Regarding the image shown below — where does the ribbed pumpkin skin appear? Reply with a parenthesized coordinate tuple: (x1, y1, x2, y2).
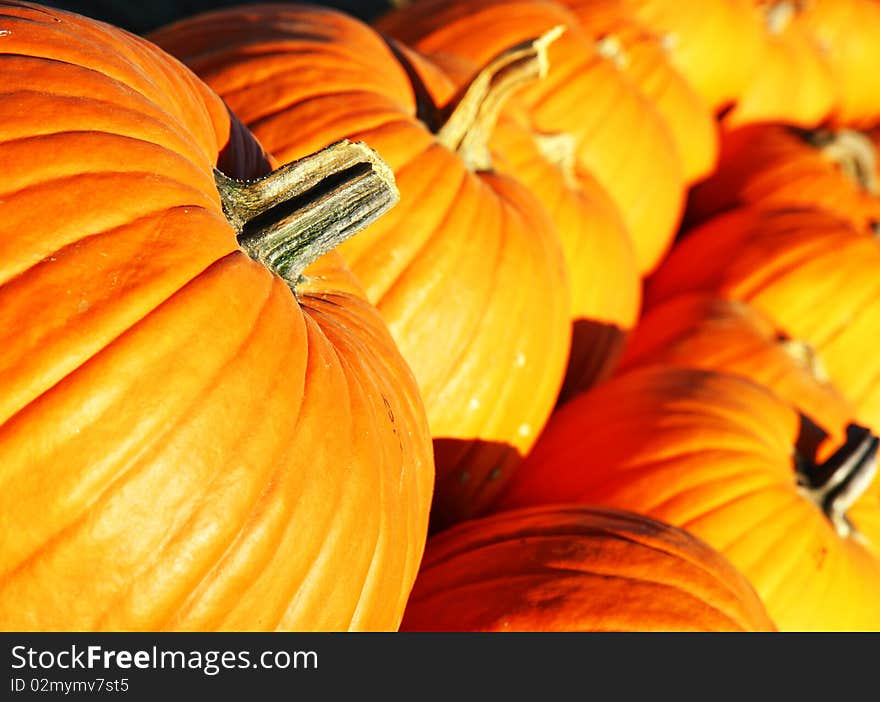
(0, 1, 434, 631)
(491, 116, 641, 400)
(376, 0, 685, 274)
(685, 125, 880, 232)
(557, 0, 719, 183)
(724, 2, 835, 128)
(617, 293, 853, 454)
(402, 504, 776, 632)
(791, 0, 880, 126)
(647, 208, 880, 432)
(150, 5, 571, 527)
(613, 0, 765, 112)
(496, 367, 880, 631)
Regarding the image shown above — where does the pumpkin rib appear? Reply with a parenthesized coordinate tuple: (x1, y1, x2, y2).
(371, 162, 474, 314)
(0, 257, 278, 588)
(127, 296, 308, 631)
(338, 140, 453, 276)
(0, 209, 237, 430)
(640, 464, 784, 526)
(0, 130, 214, 199)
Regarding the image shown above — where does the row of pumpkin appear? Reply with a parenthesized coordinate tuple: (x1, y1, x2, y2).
(1, 0, 878, 631)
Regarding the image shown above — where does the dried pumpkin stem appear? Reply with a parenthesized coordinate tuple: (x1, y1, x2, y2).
(798, 128, 880, 196)
(214, 140, 398, 286)
(533, 131, 580, 190)
(435, 26, 564, 171)
(765, 1, 797, 34)
(796, 424, 879, 538)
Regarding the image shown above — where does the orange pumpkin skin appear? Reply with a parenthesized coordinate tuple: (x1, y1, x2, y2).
(646, 208, 880, 432)
(556, 0, 719, 184)
(723, 1, 835, 128)
(790, 0, 880, 127)
(0, 2, 434, 631)
(151, 6, 571, 527)
(685, 125, 880, 233)
(496, 367, 880, 631)
(617, 293, 853, 456)
(375, 0, 686, 274)
(611, 0, 766, 112)
(490, 116, 641, 401)
(401, 504, 776, 632)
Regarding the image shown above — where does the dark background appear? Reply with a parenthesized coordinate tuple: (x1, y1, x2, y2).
(40, 1, 396, 34)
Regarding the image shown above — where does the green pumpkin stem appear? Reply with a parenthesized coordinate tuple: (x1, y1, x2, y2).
(214, 140, 399, 286)
(796, 424, 879, 538)
(435, 26, 564, 172)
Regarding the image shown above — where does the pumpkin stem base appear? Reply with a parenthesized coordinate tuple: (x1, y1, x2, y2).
(796, 424, 879, 538)
(214, 140, 399, 286)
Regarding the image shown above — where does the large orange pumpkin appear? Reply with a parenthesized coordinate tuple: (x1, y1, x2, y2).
(375, 0, 686, 274)
(647, 207, 880, 431)
(555, 0, 719, 183)
(151, 5, 571, 528)
(496, 366, 880, 631)
(685, 124, 880, 233)
(0, 1, 434, 631)
(402, 504, 776, 631)
(617, 293, 853, 458)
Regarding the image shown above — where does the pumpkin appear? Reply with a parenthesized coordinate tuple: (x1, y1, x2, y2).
(556, 0, 719, 183)
(617, 293, 853, 459)
(723, 1, 835, 128)
(685, 124, 880, 233)
(0, 1, 434, 631)
(647, 207, 880, 432)
(151, 5, 572, 529)
(789, 0, 880, 127)
(401, 504, 776, 631)
(496, 366, 880, 631)
(606, 0, 766, 113)
(375, 0, 686, 274)
(357, 46, 640, 402)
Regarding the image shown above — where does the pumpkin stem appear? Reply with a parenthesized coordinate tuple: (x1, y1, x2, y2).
(778, 338, 831, 384)
(435, 26, 564, 171)
(764, 1, 797, 34)
(214, 140, 398, 286)
(533, 131, 580, 190)
(798, 128, 880, 196)
(796, 424, 879, 538)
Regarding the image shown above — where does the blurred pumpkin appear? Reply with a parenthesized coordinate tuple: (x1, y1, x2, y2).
(617, 293, 853, 459)
(686, 124, 880, 233)
(556, 0, 719, 183)
(723, 0, 835, 128)
(496, 366, 880, 631)
(376, 0, 686, 274)
(402, 504, 776, 632)
(647, 207, 880, 431)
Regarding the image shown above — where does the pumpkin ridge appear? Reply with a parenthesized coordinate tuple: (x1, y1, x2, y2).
(355, 145, 466, 301)
(0, 90, 218, 178)
(0, 130, 214, 199)
(411, 563, 755, 632)
(98, 289, 303, 631)
(0, 254, 278, 590)
(629, 463, 784, 527)
(370, 158, 473, 320)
